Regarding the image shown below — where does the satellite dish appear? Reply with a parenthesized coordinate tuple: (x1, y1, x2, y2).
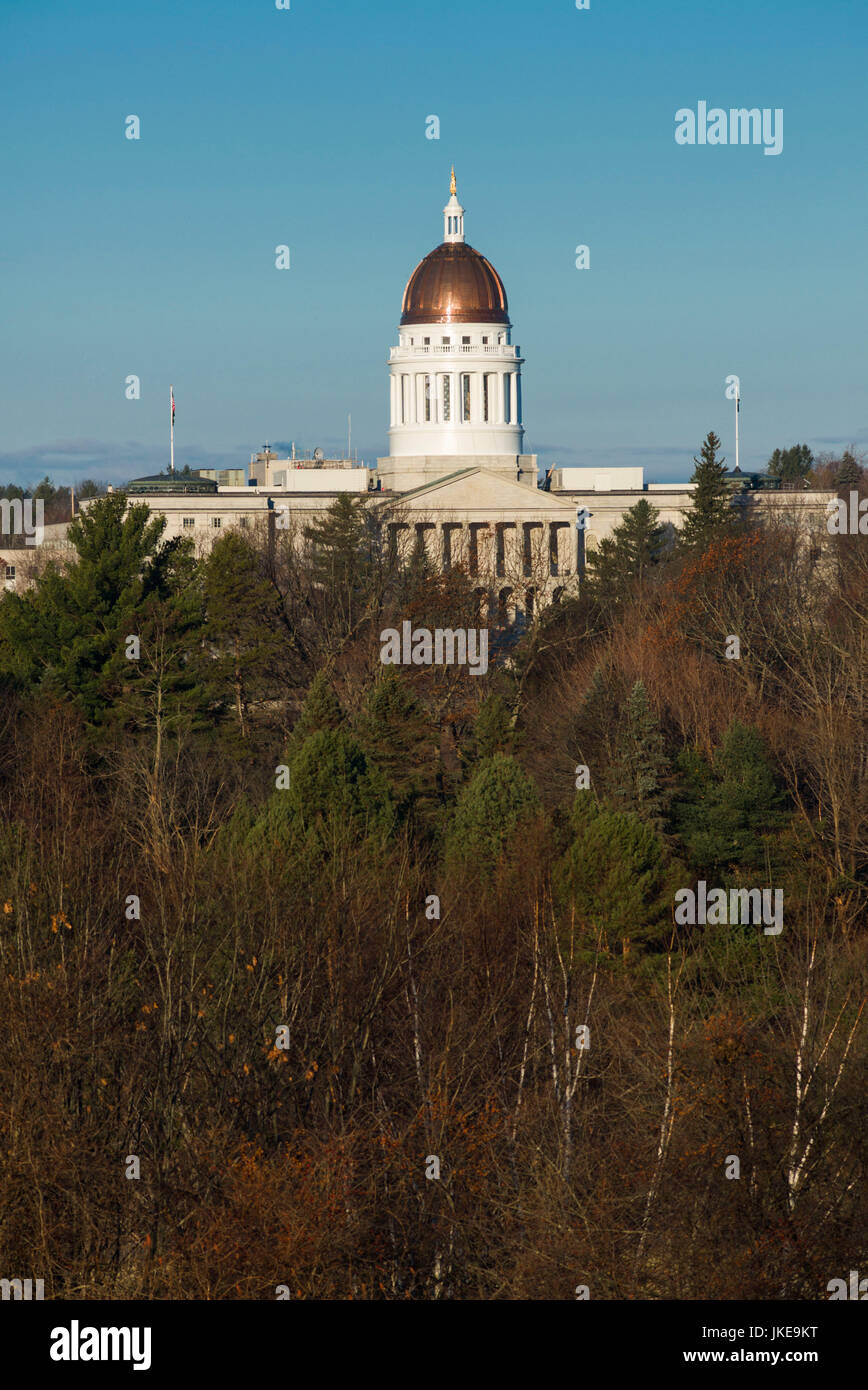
(313, 447, 324, 462)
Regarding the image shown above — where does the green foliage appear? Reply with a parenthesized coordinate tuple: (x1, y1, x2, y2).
(767, 444, 813, 482)
(554, 792, 680, 954)
(472, 693, 513, 761)
(585, 499, 667, 610)
(680, 431, 736, 550)
(99, 542, 210, 742)
(292, 671, 344, 746)
(833, 450, 864, 489)
(445, 753, 540, 872)
(567, 663, 620, 784)
(0, 493, 181, 719)
(608, 680, 672, 831)
(302, 494, 379, 606)
(32, 476, 57, 504)
(200, 531, 286, 735)
(279, 727, 396, 842)
(357, 669, 433, 810)
(672, 721, 789, 875)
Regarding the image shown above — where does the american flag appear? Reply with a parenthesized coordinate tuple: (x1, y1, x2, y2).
(171, 386, 175, 424)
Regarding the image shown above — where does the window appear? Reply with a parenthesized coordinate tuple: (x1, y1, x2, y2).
(483, 374, 490, 422)
(503, 374, 511, 423)
(461, 373, 471, 421)
(424, 374, 431, 422)
(238, 516, 249, 528)
(211, 516, 222, 529)
(442, 375, 451, 422)
(182, 516, 195, 529)
(4, 565, 15, 581)
(462, 335, 470, 345)
(482, 336, 488, 345)
(423, 336, 430, 345)
(442, 336, 450, 345)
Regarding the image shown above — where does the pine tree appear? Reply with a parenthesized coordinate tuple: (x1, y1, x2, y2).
(834, 450, 863, 490)
(0, 493, 181, 720)
(292, 671, 344, 745)
(302, 494, 378, 608)
(473, 693, 513, 761)
(287, 727, 395, 840)
(767, 444, 813, 483)
(568, 664, 617, 777)
(672, 721, 788, 875)
(554, 793, 679, 956)
(608, 680, 671, 831)
(445, 754, 540, 873)
(613, 498, 667, 579)
(680, 431, 736, 550)
(201, 531, 286, 738)
(100, 540, 210, 755)
(585, 499, 666, 609)
(357, 668, 434, 808)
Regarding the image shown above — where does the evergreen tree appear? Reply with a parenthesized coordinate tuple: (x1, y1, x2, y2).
(554, 792, 679, 956)
(0, 493, 182, 719)
(32, 476, 58, 505)
(834, 450, 863, 490)
(292, 671, 344, 745)
(266, 727, 395, 843)
(569, 664, 617, 778)
(767, 444, 813, 483)
(473, 693, 513, 761)
(445, 754, 540, 873)
(585, 499, 666, 609)
(201, 530, 286, 738)
(680, 431, 735, 550)
(672, 721, 789, 875)
(613, 498, 667, 579)
(302, 494, 379, 610)
(583, 535, 621, 603)
(357, 668, 434, 809)
(100, 540, 210, 751)
(608, 680, 671, 831)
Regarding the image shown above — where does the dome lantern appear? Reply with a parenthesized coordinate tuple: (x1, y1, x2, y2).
(443, 166, 465, 244)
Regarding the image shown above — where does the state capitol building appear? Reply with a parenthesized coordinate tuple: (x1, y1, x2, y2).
(21, 173, 829, 614)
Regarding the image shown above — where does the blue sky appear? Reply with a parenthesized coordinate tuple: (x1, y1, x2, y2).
(1, 0, 866, 486)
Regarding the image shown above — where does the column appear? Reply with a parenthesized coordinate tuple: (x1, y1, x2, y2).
(436, 523, 447, 572)
(548, 523, 561, 576)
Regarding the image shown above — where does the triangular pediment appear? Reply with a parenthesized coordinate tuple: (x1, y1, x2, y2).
(373, 468, 576, 516)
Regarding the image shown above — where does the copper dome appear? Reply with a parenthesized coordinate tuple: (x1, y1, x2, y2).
(400, 241, 509, 325)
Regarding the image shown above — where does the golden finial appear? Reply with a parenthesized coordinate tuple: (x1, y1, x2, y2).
(449, 165, 456, 196)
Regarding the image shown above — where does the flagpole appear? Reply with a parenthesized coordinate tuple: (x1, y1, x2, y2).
(735, 382, 740, 473)
(170, 384, 175, 474)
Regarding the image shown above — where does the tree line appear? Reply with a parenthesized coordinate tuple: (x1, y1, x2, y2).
(0, 434, 865, 1298)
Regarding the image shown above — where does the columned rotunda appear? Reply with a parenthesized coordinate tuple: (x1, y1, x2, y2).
(378, 170, 538, 492)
